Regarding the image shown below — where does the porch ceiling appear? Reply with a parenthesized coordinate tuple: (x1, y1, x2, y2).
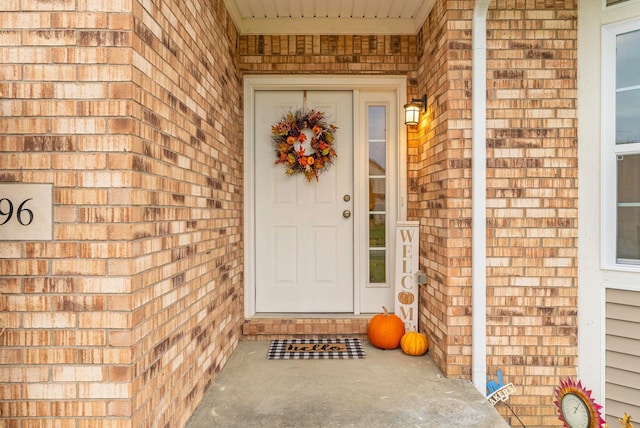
(223, 0, 435, 34)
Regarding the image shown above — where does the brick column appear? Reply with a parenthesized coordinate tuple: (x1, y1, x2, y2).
(413, 1, 578, 426)
(0, 1, 244, 426)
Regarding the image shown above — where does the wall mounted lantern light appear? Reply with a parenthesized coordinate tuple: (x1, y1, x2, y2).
(404, 94, 427, 125)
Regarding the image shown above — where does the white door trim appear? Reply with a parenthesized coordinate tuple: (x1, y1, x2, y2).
(243, 75, 408, 318)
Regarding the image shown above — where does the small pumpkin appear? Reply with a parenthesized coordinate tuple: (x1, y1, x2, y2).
(400, 331, 429, 356)
(397, 291, 415, 305)
(367, 306, 405, 350)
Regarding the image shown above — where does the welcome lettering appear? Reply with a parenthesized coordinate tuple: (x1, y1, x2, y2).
(395, 222, 419, 332)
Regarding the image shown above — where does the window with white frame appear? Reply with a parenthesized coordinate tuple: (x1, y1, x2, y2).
(603, 19, 640, 269)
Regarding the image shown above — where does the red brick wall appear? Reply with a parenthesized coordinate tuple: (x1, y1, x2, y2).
(413, 1, 578, 426)
(0, 0, 243, 426)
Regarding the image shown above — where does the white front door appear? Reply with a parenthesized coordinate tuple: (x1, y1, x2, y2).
(254, 91, 354, 312)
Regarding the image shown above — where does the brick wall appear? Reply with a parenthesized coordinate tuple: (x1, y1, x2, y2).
(238, 34, 417, 74)
(486, 2, 578, 426)
(413, 1, 578, 426)
(1, 0, 579, 426)
(412, 0, 469, 379)
(0, 0, 243, 426)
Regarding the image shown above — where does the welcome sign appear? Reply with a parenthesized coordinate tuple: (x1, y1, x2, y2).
(394, 221, 419, 332)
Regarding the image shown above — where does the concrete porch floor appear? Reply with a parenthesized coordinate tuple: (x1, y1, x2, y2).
(186, 340, 510, 427)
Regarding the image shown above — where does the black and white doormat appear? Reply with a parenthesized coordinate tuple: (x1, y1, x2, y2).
(267, 338, 365, 360)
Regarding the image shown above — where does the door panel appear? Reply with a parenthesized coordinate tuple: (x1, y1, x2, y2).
(255, 91, 354, 312)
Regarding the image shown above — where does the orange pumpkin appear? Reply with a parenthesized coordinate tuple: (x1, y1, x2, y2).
(400, 331, 429, 356)
(397, 291, 415, 305)
(367, 306, 405, 350)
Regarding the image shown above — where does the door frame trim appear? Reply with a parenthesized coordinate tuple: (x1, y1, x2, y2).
(243, 75, 408, 317)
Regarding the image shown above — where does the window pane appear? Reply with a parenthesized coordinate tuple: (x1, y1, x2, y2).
(369, 250, 386, 283)
(616, 89, 640, 144)
(369, 214, 385, 247)
(368, 106, 386, 140)
(616, 30, 640, 145)
(369, 177, 386, 211)
(618, 154, 640, 203)
(369, 106, 386, 170)
(369, 140, 386, 171)
(617, 206, 640, 262)
(617, 154, 640, 263)
(616, 30, 640, 89)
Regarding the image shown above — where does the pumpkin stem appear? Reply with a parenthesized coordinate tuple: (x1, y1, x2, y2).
(382, 306, 389, 316)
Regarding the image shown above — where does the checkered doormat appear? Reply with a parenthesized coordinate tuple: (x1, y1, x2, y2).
(267, 338, 365, 360)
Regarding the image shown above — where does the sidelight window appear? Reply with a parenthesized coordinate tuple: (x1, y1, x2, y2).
(368, 106, 388, 283)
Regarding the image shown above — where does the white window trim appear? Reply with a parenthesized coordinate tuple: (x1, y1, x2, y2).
(579, 0, 640, 410)
(604, 0, 640, 10)
(601, 17, 640, 273)
(358, 93, 401, 313)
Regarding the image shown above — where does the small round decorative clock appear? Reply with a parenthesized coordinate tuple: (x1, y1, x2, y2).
(554, 378, 605, 428)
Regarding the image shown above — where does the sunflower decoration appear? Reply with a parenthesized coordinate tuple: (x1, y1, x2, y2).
(271, 109, 338, 182)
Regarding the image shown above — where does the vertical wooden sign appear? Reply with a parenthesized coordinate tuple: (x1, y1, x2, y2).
(394, 221, 419, 332)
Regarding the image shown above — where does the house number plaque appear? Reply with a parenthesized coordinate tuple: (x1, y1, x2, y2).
(0, 184, 53, 241)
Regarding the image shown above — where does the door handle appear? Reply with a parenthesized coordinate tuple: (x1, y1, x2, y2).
(343, 210, 351, 218)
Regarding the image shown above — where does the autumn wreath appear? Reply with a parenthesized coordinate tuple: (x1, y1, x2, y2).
(271, 109, 338, 182)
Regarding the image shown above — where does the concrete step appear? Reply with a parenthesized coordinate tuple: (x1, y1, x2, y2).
(242, 317, 370, 340)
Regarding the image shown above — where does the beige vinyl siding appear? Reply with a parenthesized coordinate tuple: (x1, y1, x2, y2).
(606, 288, 640, 425)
